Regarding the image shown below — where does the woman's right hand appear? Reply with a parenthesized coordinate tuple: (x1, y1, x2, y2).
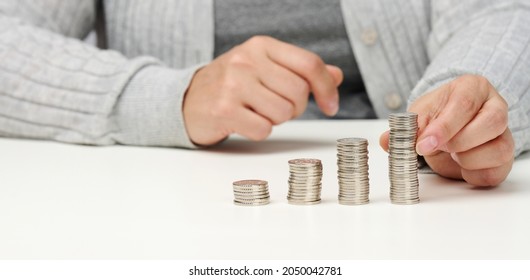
(182, 35, 343, 146)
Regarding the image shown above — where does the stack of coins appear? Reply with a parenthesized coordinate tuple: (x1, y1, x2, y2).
(337, 138, 370, 205)
(287, 158, 323, 205)
(388, 112, 420, 205)
(232, 180, 270, 206)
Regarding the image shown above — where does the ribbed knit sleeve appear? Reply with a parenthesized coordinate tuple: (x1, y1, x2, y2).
(0, 0, 199, 148)
(410, 0, 530, 156)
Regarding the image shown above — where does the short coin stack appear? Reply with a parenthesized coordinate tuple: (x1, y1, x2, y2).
(337, 138, 370, 205)
(388, 112, 420, 205)
(287, 158, 323, 205)
(232, 180, 270, 206)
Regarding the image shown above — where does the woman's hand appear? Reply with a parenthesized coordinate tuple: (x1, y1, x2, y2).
(380, 75, 514, 187)
(183, 36, 343, 146)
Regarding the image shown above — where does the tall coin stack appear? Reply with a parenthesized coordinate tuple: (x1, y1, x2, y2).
(232, 180, 270, 206)
(337, 138, 370, 205)
(287, 158, 323, 205)
(388, 112, 420, 205)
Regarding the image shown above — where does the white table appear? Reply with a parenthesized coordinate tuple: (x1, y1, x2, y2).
(1, 120, 529, 259)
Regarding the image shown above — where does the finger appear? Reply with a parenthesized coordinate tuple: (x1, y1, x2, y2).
(446, 96, 508, 152)
(326, 64, 344, 86)
(379, 130, 389, 152)
(230, 108, 273, 141)
(450, 129, 514, 170)
(257, 61, 310, 118)
(414, 76, 490, 156)
(461, 162, 513, 187)
(263, 37, 340, 116)
(242, 82, 296, 125)
(423, 151, 463, 180)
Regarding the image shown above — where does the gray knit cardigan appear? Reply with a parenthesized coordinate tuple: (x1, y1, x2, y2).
(0, 0, 529, 156)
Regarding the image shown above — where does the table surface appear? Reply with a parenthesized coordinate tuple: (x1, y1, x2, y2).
(1, 120, 529, 259)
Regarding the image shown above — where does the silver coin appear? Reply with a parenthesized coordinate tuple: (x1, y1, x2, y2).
(287, 199, 321, 205)
(388, 112, 420, 205)
(233, 179, 268, 186)
(337, 137, 370, 205)
(234, 200, 270, 206)
(338, 200, 369, 206)
(232, 179, 270, 206)
(287, 158, 323, 205)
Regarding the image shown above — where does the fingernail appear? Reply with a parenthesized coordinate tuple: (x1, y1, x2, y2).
(328, 95, 339, 115)
(450, 152, 459, 163)
(416, 136, 438, 155)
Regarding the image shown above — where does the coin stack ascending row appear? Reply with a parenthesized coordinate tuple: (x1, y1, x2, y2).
(232, 180, 270, 206)
(388, 112, 420, 205)
(287, 159, 323, 205)
(337, 138, 369, 205)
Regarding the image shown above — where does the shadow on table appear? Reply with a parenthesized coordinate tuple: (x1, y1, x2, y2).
(419, 173, 523, 203)
(209, 138, 334, 155)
